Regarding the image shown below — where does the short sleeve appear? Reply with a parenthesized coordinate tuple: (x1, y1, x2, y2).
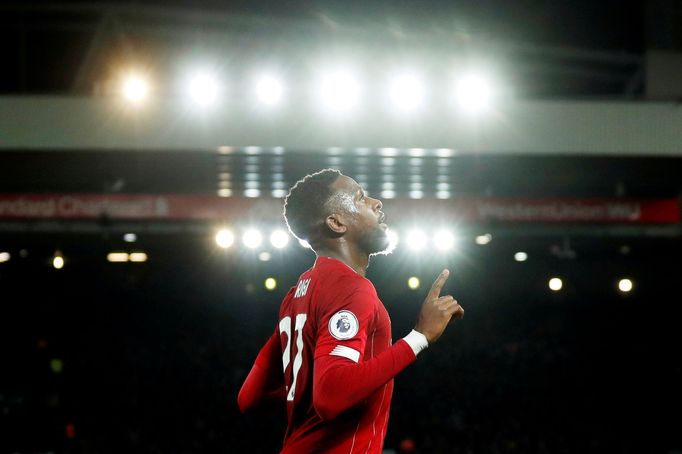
(314, 279, 378, 364)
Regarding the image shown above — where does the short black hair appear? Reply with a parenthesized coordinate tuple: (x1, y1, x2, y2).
(283, 169, 342, 246)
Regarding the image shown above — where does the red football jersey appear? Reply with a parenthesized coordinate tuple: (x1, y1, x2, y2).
(239, 256, 419, 453)
(277, 256, 414, 453)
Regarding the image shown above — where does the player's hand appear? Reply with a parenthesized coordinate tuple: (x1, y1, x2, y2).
(413, 269, 464, 344)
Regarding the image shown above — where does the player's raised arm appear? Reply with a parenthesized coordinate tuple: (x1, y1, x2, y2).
(413, 269, 465, 344)
(311, 269, 464, 420)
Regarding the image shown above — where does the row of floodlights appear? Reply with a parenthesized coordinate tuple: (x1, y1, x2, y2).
(258, 275, 635, 294)
(0, 251, 148, 269)
(0, 250, 636, 293)
(119, 68, 495, 114)
(214, 228, 495, 252)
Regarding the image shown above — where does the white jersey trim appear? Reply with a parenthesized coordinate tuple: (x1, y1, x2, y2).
(330, 345, 361, 363)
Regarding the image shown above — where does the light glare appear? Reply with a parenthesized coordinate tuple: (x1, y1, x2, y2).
(455, 73, 493, 114)
(434, 230, 456, 251)
(514, 252, 528, 262)
(123, 233, 137, 243)
(256, 76, 283, 105)
(243, 229, 263, 249)
(215, 229, 235, 249)
(317, 68, 361, 113)
(0, 252, 9, 263)
(406, 230, 427, 251)
(53, 255, 64, 270)
(270, 229, 290, 249)
(188, 72, 219, 107)
(265, 277, 277, 291)
(129, 252, 148, 262)
(122, 74, 149, 103)
(475, 234, 492, 245)
(618, 278, 634, 293)
(107, 252, 129, 263)
(549, 277, 563, 291)
(407, 276, 420, 290)
(389, 73, 425, 112)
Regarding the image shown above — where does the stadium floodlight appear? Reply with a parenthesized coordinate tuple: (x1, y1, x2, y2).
(434, 229, 457, 251)
(107, 252, 129, 263)
(243, 229, 263, 249)
(455, 73, 493, 114)
(215, 229, 235, 249)
(265, 277, 277, 291)
(129, 252, 148, 263)
(53, 253, 64, 270)
(316, 68, 361, 113)
(0, 252, 9, 263)
(187, 71, 220, 107)
(255, 75, 283, 106)
(514, 252, 528, 262)
(121, 73, 150, 104)
(475, 234, 492, 245)
(406, 229, 427, 251)
(270, 229, 290, 249)
(549, 277, 563, 291)
(618, 278, 633, 293)
(407, 276, 420, 290)
(388, 72, 425, 112)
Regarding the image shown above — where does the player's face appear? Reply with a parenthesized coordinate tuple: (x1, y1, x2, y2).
(332, 175, 390, 255)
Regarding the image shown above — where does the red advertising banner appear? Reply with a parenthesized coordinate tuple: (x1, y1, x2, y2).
(0, 194, 678, 224)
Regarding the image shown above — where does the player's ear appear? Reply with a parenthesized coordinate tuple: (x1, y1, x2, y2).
(325, 213, 347, 235)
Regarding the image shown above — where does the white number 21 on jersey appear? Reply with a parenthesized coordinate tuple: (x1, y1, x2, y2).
(279, 313, 307, 401)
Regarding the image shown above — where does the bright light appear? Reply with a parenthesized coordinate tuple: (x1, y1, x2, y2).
(618, 278, 634, 293)
(298, 239, 311, 249)
(121, 74, 149, 104)
(455, 73, 493, 114)
(514, 252, 528, 262)
(255, 75, 283, 105)
(270, 229, 290, 249)
(381, 228, 399, 254)
(475, 234, 492, 245)
(243, 229, 263, 249)
(317, 68, 361, 113)
(258, 252, 272, 262)
(215, 229, 235, 249)
(187, 72, 220, 107)
(123, 233, 137, 243)
(406, 230, 427, 251)
(434, 229, 456, 251)
(264, 277, 277, 291)
(0, 252, 9, 263)
(107, 252, 129, 263)
(53, 255, 64, 270)
(407, 276, 420, 290)
(389, 72, 425, 112)
(549, 277, 563, 291)
(129, 252, 148, 263)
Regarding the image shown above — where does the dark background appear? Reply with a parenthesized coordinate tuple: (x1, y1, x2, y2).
(2, 1, 682, 453)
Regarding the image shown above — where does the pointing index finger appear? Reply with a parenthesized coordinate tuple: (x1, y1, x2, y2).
(428, 268, 450, 300)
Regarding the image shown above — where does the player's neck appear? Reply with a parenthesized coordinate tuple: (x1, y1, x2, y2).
(315, 245, 369, 277)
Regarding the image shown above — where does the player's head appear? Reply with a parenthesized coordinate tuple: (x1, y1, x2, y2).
(284, 169, 390, 256)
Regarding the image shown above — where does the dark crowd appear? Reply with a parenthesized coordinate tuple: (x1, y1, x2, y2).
(1, 237, 680, 454)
